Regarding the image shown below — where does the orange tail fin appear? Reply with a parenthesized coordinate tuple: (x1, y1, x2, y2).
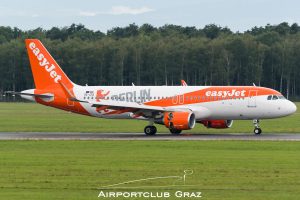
(25, 39, 73, 89)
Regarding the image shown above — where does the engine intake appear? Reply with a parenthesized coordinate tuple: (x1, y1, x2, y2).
(200, 120, 233, 129)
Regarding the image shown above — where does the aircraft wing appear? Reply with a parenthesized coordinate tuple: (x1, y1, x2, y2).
(86, 100, 189, 117)
(89, 100, 173, 112)
(57, 82, 185, 116)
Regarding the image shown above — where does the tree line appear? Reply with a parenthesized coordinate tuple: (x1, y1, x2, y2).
(0, 22, 299, 100)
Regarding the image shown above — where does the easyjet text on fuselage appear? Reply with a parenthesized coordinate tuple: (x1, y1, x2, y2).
(205, 90, 246, 98)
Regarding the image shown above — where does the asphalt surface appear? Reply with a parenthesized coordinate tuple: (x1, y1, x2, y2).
(0, 132, 299, 141)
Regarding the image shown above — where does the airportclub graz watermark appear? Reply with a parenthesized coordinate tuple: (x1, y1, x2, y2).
(98, 191, 202, 198)
(97, 169, 202, 199)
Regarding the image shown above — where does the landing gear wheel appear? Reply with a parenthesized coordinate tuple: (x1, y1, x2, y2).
(253, 119, 262, 135)
(254, 128, 262, 135)
(169, 128, 182, 135)
(144, 126, 157, 136)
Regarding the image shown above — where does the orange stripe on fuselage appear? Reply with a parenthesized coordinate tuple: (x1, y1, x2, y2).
(144, 86, 280, 107)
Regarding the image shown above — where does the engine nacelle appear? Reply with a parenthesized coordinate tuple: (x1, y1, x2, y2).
(200, 120, 233, 129)
(155, 112, 196, 130)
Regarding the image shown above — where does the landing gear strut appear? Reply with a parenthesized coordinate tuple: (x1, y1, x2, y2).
(144, 125, 157, 136)
(253, 119, 262, 135)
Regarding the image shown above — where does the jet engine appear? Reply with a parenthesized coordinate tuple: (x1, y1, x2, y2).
(200, 120, 233, 129)
(155, 112, 196, 130)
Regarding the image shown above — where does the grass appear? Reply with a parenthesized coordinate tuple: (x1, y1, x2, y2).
(0, 141, 299, 200)
(0, 103, 299, 199)
(0, 102, 299, 133)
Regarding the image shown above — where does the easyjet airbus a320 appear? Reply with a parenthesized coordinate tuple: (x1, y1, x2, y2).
(7, 39, 297, 135)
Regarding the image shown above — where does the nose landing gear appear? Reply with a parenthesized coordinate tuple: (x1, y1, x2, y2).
(253, 119, 262, 135)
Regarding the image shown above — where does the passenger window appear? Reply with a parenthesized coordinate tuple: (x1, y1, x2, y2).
(267, 95, 272, 100)
(272, 95, 278, 100)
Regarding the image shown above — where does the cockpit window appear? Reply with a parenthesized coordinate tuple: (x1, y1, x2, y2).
(267, 95, 285, 100)
(267, 95, 272, 100)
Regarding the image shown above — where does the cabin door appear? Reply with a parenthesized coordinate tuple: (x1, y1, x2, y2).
(248, 90, 257, 107)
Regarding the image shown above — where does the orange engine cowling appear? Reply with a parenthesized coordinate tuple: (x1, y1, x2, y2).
(161, 112, 196, 130)
(200, 120, 233, 129)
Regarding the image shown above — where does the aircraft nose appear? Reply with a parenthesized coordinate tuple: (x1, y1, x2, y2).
(287, 101, 297, 115)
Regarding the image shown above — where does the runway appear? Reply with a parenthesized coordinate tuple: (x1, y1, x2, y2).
(0, 132, 300, 141)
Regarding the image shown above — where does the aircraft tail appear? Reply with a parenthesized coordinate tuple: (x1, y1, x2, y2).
(25, 39, 73, 89)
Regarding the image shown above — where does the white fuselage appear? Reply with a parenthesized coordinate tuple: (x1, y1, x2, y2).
(70, 85, 297, 120)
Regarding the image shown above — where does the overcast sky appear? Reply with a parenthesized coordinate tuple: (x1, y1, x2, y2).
(0, 0, 299, 32)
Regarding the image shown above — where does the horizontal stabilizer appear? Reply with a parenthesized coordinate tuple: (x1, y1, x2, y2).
(5, 91, 53, 98)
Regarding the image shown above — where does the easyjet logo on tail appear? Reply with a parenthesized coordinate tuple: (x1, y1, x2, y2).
(29, 42, 62, 83)
(205, 90, 246, 98)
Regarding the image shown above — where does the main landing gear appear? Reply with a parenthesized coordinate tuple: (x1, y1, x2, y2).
(144, 120, 157, 136)
(144, 125, 157, 136)
(169, 128, 182, 135)
(169, 122, 182, 135)
(144, 125, 182, 135)
(253, 119, 262, 135)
